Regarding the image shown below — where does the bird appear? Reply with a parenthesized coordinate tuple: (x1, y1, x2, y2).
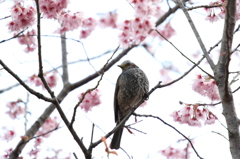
(110, 60, 149, 150)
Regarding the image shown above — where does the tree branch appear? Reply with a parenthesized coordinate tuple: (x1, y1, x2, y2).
(0, 59, 54, 102)
(133, 113, 203, 159)
(61, 33, 69, 84)
(176, 0, 215, 70)
(214, 0, 240, 158)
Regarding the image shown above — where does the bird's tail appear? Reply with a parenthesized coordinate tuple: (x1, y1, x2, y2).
(110, 127, 123, 150)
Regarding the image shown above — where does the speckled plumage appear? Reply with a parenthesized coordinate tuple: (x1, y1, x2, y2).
(110, 60, 149, 149)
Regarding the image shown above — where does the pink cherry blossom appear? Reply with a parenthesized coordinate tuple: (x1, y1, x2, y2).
(171, 105, 218, 127)
(2, 129, 16, 142)
(8, 3, 36, 32)
(17, 29, 37, 53)
(118, 18, 154, 48)
(37, 117, 58, 138)
(34, 137, 43, 148)
(204, 112, 218, 125)
(29, 72, 58, 89)
(39, 0, 69, 19)
(5, 101, 25, 119)
(2, 148, 13, 159)
(28, 149, 40, 157)
(45, 72, 58, 88)
(99, 12, 118, 28)
(55, 11, 84, 34)
(160, 146, 185, 159)
(159, 22, 176, 40)
(205, 14, 219, 23)
(78, 89, 101, 112)
(118, 0, 159, 48)
(79, 17, 97, 39)
(192, 74, 220, 101)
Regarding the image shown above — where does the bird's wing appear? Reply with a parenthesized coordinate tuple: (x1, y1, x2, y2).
(114, 75, 121, 123)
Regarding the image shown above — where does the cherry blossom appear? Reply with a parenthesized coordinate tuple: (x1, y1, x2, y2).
(171, 106, 218, 127)
(78, 89, 101, 112)
(8, 3, 36, 32)
(5, 100, 25, 119)
(28, 149, 40, 157)
(192, 74, 220, 101)
(204, 1, 226, 22)
(160, 146, 185, 159)
(118, 0, 159, 48)
(55, 11, 84, 34)
(39, 0, 69, 19)
(29, 72, 58, 89)
(118, 18, 154, 48)
(204, 112, 218, 125)
(99, 12, 118, 28)
(2, 148, 13, 159)
(34, 137, 43, 148)
(79, 17, 97, 39)
(2, 129, 16, 142)
(17, 29, 37, 53)
(36, 117, 58, 138)
(205, 14, 219, 23)
(158, 22, 176, 40)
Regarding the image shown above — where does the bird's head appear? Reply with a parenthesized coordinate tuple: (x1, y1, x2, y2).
(118, 60, 138, 71)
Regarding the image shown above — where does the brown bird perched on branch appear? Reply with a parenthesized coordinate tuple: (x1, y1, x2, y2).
(110, 60, 149, 149)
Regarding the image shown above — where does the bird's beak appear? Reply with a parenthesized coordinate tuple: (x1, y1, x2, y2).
(117, 65, 122, 68)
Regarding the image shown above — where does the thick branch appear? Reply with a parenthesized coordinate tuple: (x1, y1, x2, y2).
(214, 0, 240, 158)
(61, 33, 69, 84)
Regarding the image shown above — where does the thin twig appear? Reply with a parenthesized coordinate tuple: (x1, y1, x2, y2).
(0, 15, 10, 20)
(90, 123, 95, 145)
(212, 131, 229, 141)
(134, 113, 203, 159)
(155, 29, 213, 78)
(177, 0, 215, 70)
(0, 29, 25, 44)
(24, 93, 30, 133)
(187, 4, 223, 11)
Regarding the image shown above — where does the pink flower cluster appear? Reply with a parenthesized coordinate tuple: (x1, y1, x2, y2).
(192, 74, 220, 101)
(39, 0, 69, 19)
(204, 1, 226, 23)
(55, 11, 84, 34)
(152, 22, 176, 40)
(160, 146, 186, 159)
(119, 18, 154, 48)
(99, 12, 118, 28)
(118, 0, 162, 48)
(17, 29, 37, 53)
(1, 129, 16, 142)
(55, 11, 97, 39)
(171, 106, 218, 127)
(6, 100, 25, 119)
(8, 3, 36, 32)
(2, 148, 13, 159)
(29, 72, 58, 89)
(34, 137, 43, 147)
(78, 89, 101, 113)
(80, 17, 97, 39)
(37, 117, 58, 138)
